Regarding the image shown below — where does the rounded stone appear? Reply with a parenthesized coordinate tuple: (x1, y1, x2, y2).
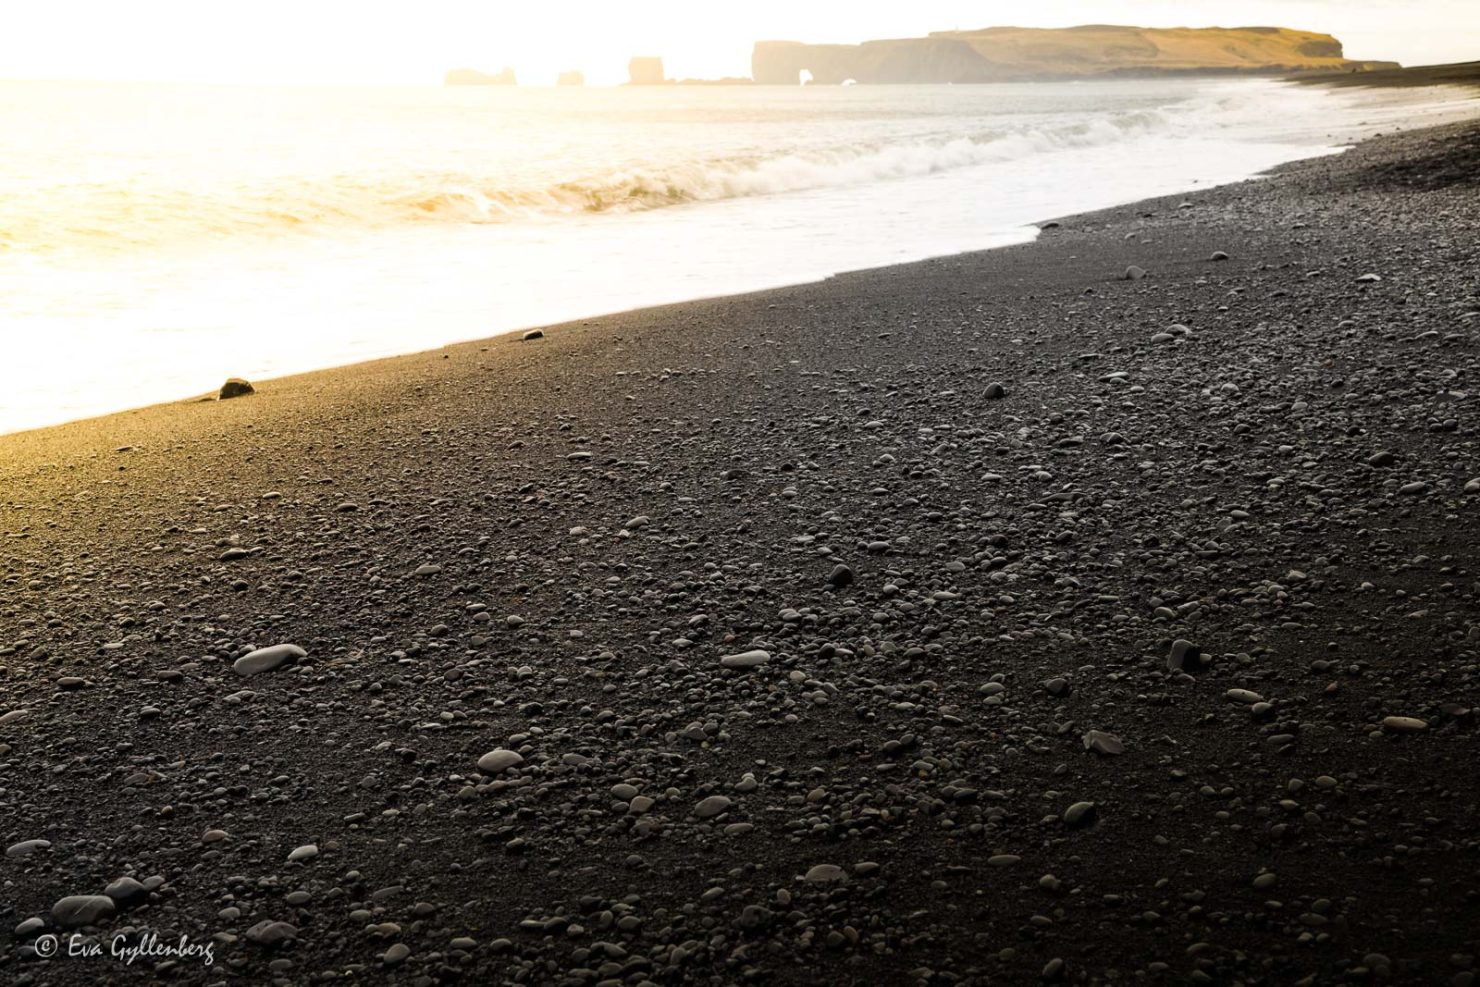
(720, 649, 770, 669)
(1062, 802, 1097, 829)
(232, 644, 306, 677)
(51, 895, 116, 929)
(6, 839, 51, 859)
(803, 864, 846, 883)
(477, 749, 525, 774)
(693, 795, 732, 819)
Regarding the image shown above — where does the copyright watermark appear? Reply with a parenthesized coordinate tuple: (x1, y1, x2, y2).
(31, 932, 215, 967)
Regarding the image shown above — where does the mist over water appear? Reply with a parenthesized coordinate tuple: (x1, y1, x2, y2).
(1, 78, 1476, 434)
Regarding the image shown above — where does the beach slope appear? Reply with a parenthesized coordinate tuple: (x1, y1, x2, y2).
(1, 120, 1479, 984)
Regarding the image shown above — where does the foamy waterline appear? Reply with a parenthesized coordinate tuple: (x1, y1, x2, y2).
(1, 79, 1477, 436)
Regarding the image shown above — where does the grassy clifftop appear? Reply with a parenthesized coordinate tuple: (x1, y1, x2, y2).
(753, 25, 1397, 84)
(934, 25, 1394, 75)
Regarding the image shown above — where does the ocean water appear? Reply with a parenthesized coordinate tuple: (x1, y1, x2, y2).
(1, 78, 1476, 435)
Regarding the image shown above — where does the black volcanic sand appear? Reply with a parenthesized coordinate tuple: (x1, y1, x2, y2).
(1298, 60, 1480, 90)
(2, 120, 1480, 987)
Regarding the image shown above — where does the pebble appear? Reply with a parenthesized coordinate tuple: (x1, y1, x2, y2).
(522, 329, 544, 341)
(245, 920, 298, 946)
(232, 643, 306, 677)
(1082, 730, 1124, 756)
(1167, 639, 1203, 673)
(1124, 266, 1146, 280)
(477, 749, 526, 774)
(51, 895, 116, 929)
(219, 377, 255, 399)
(1382, 716, 1428, 733)
(1062, 802, 1097, 828)
(104, 876, 149, 905)
(720, 649, 770, 669)
(287, 844, 319, 862)
(5, 839, 51, 859)
(803, 864, 846, 883)
(693, 795, 732, 819)
(827, 564, 855, 587)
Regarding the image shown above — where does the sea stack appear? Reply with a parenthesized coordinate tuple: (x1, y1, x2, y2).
(444, 67, 517, 86)
(628, 57, 666, 85)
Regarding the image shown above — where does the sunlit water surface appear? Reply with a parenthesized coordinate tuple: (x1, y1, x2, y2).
(1, 79, 1477, 433)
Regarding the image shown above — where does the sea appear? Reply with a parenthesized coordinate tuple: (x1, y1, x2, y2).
(1, 77, 1477, 434)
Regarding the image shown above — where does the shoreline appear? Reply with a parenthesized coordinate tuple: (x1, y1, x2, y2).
(6, 76, 1477, 440)
(1294, 59, 1480, 90)
(2, 115, 1479, 984)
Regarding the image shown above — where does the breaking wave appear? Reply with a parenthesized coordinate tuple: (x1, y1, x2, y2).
(402, 108, 1178, 221)
(10, 81, 1469, 256)
(2, 100, 1204, 254)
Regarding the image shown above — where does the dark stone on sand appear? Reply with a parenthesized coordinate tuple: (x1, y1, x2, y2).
(219, 378, 255, 399)
(245, 920, 298, 946)
(105, 876, 149, 905)
(1167, 639, 1204, 673)
(523, 329, 544, 340)
(985, 382, 1007, 399)
(720, 649, 770, 669)
(51, 895, 116, 928)
(1063, 802, 1098, 828)
(827, 563, 855, 587)
(1123, 266, 1146, 281)
(478, 749, 526, 773)
(1082, 730, 1124, 756)
(232, 643, 306, 677)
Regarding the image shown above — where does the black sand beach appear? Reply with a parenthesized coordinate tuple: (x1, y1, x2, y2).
(1296, 60, 1480, 90)
(2, 117, 1479, 986)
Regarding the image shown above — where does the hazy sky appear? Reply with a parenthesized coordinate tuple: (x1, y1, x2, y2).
(4, 1, 1477, 84)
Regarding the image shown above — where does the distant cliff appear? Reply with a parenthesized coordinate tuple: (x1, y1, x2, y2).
(445, 67, 517, 86)
(752, 26, 1398, 85)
